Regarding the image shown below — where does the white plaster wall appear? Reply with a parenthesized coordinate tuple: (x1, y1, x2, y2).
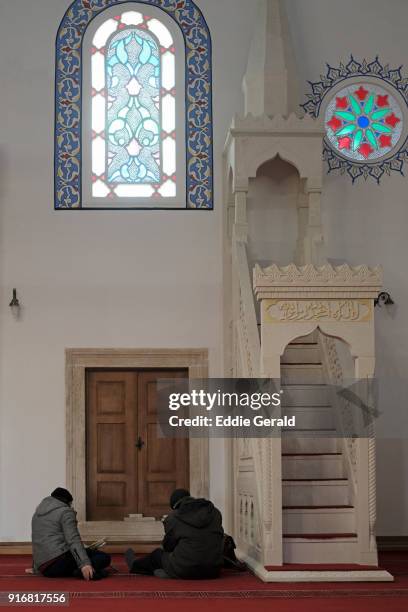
(0, 0, 256, 540)
(1, 0, 408, 540)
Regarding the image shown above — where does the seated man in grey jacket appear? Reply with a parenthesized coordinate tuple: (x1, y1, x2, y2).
(32, 488, 111, 580)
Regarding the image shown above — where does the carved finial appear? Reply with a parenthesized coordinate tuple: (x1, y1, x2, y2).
(243, 0, 300, 118)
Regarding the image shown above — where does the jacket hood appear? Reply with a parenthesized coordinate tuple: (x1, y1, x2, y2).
(35, 496, 69, 517)
(175, 497, 217, 529)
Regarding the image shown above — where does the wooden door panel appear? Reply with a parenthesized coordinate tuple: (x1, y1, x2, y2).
(87, 368, 189, 521)
(86, 371, 137, 521)
(97, 423, 126, 473)
(137, 371, 189, 518)
(97, 481, 126, 507)
(146, 423, 176, 473)
(147, 481, 176, 507)
(96, 381, 126, 415)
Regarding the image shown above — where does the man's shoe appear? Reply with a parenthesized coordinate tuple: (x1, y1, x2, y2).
(223, 557, 247, 571)
(125, 548, 137, 572)
(223, 535, 246, 571)
(153, 569, 171, 579)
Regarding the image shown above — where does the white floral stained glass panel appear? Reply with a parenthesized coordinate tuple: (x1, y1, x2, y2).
(91, 11, 176, 200)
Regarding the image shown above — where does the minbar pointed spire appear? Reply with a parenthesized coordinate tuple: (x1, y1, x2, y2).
(243, 0, 300, 117)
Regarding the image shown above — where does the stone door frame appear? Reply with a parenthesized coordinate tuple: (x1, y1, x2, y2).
(66, 348, 209, 541)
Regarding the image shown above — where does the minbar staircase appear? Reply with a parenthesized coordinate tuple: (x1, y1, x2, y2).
(281, 331, 357, 563)
(225, 0, 391, 580)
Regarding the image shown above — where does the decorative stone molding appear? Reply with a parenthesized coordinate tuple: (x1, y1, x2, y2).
(225, 123, 324, 190)
(254, 263, 383, 300)
(235, 242, 261, 377)
(229, 112, 324, 137)
(319, 332, 379, 564)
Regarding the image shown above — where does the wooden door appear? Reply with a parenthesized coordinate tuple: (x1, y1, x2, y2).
(86, 369, 189, 521)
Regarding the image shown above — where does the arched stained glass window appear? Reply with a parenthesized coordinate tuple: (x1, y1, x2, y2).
(92, 12, 176, 199)
(55, 0, 213, 210)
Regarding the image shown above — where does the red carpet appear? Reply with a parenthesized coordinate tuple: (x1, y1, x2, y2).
(0, 552, 407, 610)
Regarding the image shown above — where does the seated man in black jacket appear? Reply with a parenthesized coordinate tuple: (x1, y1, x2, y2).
(125, 489, 224, 579)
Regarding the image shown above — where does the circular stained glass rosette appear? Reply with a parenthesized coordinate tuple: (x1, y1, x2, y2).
(324, 83, 403, 163)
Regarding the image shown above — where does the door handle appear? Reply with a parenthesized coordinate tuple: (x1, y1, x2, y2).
(135, 436, 145, 451)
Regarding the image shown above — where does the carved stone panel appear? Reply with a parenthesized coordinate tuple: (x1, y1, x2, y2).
(265, 299, 373, 323)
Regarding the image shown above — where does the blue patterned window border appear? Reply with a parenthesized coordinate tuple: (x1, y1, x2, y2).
(55, 0, 213, 209)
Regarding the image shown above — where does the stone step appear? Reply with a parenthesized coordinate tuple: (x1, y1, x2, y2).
(282, 454, 344, 479)
(282, 344, 322, 365)
(282, 437, 340, 454)
(281, 385, 329, 407)
(79, 520, 164, 541)
(124, 515, 156, 522)
(281, 364, 324, 384)
(283, 507, 356, 534)
(283, 536, 358, 564)
(282, 406, 335, 431)
(282, 479, 349, 507)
